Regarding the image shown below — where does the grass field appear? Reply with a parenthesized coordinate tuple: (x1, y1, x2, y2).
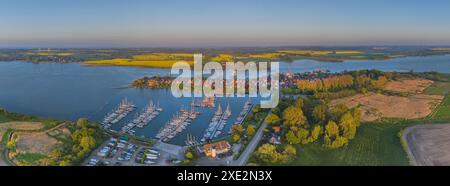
(15, 153, 47, 165)
(290, 120, 412, 166)
(424, 81, 450, 95)
(432, 95, 450, 119)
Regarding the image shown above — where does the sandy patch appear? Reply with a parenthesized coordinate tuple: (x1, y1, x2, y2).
(331, 93, 443, 122)
(15, 132, 60, 154)
(385, 79, 434, 94)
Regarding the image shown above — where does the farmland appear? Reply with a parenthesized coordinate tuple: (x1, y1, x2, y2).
(4, 46, 450, 66)
(84, 53, 195, 68)
(291, 120, 413, 166)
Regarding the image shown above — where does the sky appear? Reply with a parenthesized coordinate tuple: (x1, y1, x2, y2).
(1, 0, 450, 48)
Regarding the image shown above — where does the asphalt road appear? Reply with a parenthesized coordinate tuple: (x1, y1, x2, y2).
(233, 110, 272, 166)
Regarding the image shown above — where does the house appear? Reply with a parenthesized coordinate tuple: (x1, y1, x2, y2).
(269, 133, 281, 145)
(272, 126, 281, 134)
(203, 141, 231, 158)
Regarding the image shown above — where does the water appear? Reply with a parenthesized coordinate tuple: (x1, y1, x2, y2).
(281, 55, 450, 73)
(0, 62, 260, 145)
(0, 55, 449, 145)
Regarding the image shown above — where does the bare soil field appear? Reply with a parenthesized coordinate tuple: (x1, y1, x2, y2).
(0, 122, 43, 139)
(384, 79, 434, 94)
(331, 93, 443, 121)
(404, 124, 450, 166)
(15, 132, 61, 154)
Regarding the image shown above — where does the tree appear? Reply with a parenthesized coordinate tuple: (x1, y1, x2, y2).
(310, 125, 322, 141)
(185, 151, 194, 160)
(272, 107, 281, 116)
(312, 104, 327, 123)
(295, 98, 304, 109)
(325, 121, 339, 138)
(297, 128, 310, 144)
(80, 136, 96, 150)
(329, 136, 348, 149)
(265, 114, 281, 125)
(76, 118, 89, 128)
(285, 130, 300, 144)
(331, 104, 348, 121)
(232, 133, 241, 142)
(231, 124, 244, 134)
(59, 160, 72, 166)
(339, 112, 357, 140)
(6, 140, 16, 150)
(282, 106, 307, 127)
(255, 144, 289, 164)
(247, 125, 256, 136)
(283, 145, 297, 156)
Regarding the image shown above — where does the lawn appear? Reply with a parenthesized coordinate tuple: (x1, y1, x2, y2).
(15, 153, 47, 165)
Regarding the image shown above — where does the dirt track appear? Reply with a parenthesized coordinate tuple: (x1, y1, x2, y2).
(403, 124, 450, 166)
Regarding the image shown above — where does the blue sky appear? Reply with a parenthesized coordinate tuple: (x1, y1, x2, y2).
(1, 0, 450, 47)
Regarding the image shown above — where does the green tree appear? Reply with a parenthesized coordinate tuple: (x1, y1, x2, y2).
(283, 145, 297, 156)
(312, 104, 327, 123)
(325, 121, 339, 138)
(285, 130, 300, 144)
(255, 144, 289, 164)
(59, 160, 72, 166)
(265, 114, 281, 125)
(282, 106, 307, 127)
(6, 140, 16, 150)
(310, 125, 322, 141)
(232, 133, 241, 142)
(231, 124, 244, 134)
(247, 125, 256, 137)
(295, 98, 304, 109)
(297, 128, 310, 144)
(76, 118, 89, 128)
(339, 112, 357, 140)
(331, 104, 349, 121)
(185, 151, 194, 160)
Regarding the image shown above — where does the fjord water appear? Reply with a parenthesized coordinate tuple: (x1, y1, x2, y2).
(0, 55, 449, 145)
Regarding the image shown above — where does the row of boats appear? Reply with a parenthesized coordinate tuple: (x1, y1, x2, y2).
(120, 101, 163, 135)
(155, 107, 200, 142)
(101, 98, 136, 129)
(227, 100, 253, 134)
(100, 97, 253, 145)
(235, 100, 252, 125)
(201, 104, 232, 142)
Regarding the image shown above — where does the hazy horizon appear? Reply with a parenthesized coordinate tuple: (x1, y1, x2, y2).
(2, 0, 450, 48)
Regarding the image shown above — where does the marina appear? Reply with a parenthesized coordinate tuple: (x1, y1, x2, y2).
(120, 101, 163, 135)
(156, 106, 201, 142)
(101, 98, 136, 129)
(229, 100, 253, 134)
(201, 103, 232, 142)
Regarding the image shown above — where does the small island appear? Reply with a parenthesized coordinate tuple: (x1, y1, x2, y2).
(131, 76, 174, 89)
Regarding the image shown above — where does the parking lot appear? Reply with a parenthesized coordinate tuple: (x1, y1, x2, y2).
(83, 136, 183, 166)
